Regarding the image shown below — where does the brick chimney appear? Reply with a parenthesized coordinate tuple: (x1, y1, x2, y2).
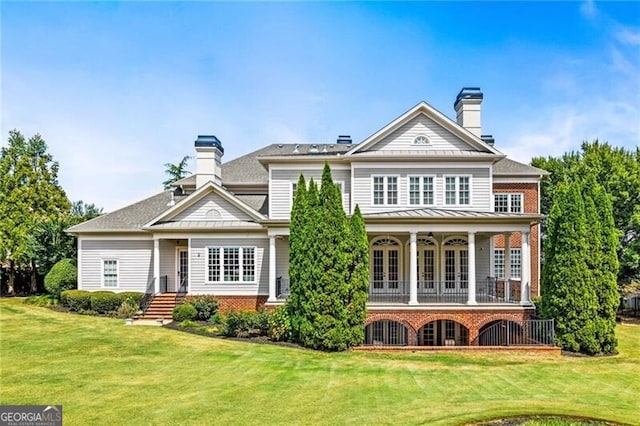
(454, 87, 483, 137)
(194, 135, 224, 188)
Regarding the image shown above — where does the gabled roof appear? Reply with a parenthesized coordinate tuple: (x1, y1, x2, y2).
(143, 181, 266, 228)
(66, 191, 186, 233)
(346, 101, 503, 156)
(493, 158, 550, 176)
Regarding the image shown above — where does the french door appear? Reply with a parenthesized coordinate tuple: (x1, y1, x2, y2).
(372, 239, 400, 293)
(417, 247, 436, 293)
(176, 248, 188, 292)
(443, 238, 468, 293)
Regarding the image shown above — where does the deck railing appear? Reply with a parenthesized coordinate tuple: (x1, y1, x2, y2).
(473, 319, 555, 346)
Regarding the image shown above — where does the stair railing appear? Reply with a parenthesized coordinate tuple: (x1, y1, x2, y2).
(140, 277, 156, 313)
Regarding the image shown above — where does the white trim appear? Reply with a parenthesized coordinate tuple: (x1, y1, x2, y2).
(350, 162, 355, 215)
(443, 175, 472, 207)
(203, 245, 258, 284)
(77, 237, 83, 290)
(493, 193, 524, 213)
(175, 246, 188, 292)
(153, 238, 160, 293)
(101, 258, 119, 288)
(407, 175, 436, 207)
(187, 238, 192, 293)
(371, 175, 401, 206)
(75, 235, 153, 240)
(268, 166, 273, 221)
(269, 163, 351, 170)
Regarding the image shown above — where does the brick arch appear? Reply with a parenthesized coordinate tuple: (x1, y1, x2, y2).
(365, 314, 417, 335)
(475, 313, 526, 330)
(414, 314, 473, 332)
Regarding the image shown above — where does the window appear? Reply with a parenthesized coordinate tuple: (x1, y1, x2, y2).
(206, 247, 256, 283)
(103, 260, 118, 287)
(413, 135, 430, 145)
(372, 176, 398, 205)
(494, 248, 522, 279)
(408, 176, 434, 205)
(445, 176, 471, 205)
(494, 193, 523, 213)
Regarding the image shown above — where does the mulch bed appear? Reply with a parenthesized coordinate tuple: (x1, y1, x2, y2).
(471, 415, 628, 425)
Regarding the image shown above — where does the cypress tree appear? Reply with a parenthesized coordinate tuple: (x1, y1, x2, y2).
(592, 183, 620, 353)
(287, 175, 308, 342)
(345, 205, 369, 346)
(540, 182, 600, 354)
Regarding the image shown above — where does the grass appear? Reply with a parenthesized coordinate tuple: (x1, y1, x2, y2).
(1, 298, 638, 426)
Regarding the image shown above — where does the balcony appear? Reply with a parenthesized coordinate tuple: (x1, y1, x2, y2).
(277, 277, 524, 305)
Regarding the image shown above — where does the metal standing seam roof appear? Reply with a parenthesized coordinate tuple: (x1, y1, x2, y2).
(147, 220, 263, 230)
(363, 207, 542, 219)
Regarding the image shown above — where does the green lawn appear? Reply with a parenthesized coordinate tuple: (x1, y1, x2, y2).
(1, 299, 638, 426)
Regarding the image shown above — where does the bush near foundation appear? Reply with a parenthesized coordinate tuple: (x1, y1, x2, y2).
(60, 289, 92, 311)
(90, 291, 121, 314)
(223, 310, 268, 337)
(117, 292, 144, 308)
(172, 303, 197, 322)
(187, 295, 220, 321)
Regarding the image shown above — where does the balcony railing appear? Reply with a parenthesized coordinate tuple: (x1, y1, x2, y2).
(275, 277, 522, 305)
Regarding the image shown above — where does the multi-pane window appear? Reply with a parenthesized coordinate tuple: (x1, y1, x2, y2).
(103, 260, 118, 287)
(494, 248, 522, 279)
(372, 176, 398, 205)
(408, 176, 434, 205)
(445, 176, 470, 205)
(494, 193, 523, 213)
(207, 247, 256, 283)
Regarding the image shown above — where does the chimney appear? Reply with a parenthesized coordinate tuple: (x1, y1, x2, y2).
(454, 87, 483, 137)
(337, 135, 352, 144)
(194, 135, 224, 188)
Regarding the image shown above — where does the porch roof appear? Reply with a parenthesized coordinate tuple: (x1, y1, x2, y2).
(146, 220, 264, 230)
(363, 207, 542, 222)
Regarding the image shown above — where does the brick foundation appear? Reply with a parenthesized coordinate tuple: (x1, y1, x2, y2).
(193, 295, 269, 313)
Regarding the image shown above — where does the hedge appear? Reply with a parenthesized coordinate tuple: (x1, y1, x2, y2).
(61, 290, 91, 311)
(44, 259, 77, 298)
(90, 291, 121, 314)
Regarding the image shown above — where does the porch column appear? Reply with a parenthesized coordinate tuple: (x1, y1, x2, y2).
(521, 231, 531, 305)
(504, 233, 511, 300)
(409, 232, 418, 305)
(153, 237, 160, 294)
(467, 232, 477, 305)
(268, 235, 277, 302)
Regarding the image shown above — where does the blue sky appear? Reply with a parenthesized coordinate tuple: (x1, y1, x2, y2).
(2, 1, 639, 211)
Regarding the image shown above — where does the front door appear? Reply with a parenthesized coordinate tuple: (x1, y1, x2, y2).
(371, 239, 400, 294)
(176, 248, 188, 292)
(443, 238, 468, 293)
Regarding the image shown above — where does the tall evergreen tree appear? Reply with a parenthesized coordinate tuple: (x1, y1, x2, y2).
(345, 205, 369, 346)
(0, 130, 70, 294)
(540, 182, 600, 354)
(287, 175, 308, 342)
(163, 155, 191, 189)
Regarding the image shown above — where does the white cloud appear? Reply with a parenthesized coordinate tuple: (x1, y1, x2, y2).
(580, 0, 599, 21)
(614, 27, 640, 46)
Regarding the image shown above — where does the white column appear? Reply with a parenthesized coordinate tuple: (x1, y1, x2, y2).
(409, 232, 418, 305)
(504, 233, 511, 301)
(268, 235, 277, 302)
(521, 231, 531, 305)
(467, 232, 477, 305)
(153, 238, 160, 294)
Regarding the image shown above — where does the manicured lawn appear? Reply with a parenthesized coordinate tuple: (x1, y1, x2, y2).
(1, 299, 638, 425)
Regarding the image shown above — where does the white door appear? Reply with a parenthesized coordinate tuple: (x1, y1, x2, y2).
(176, 248, 189, 292)
(371, 239, 400, 294)
(417, 247, 437, 294)
(443, 238, 468, 294)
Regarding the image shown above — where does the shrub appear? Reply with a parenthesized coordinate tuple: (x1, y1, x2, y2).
(44, 258, 77, 298)
(223, 309, 268, 338)
(188, 295, 220, 321)
(61, 290, 91, 311)
(90, 291, 121, 314)
(24, 295, 57, 307)
(117, 298, 140, 318)
(268, 306, 291, 341)
(117, 292, 145, 308)
(179, 320, 199, 328)
(208, 311, 225, 325)
(172, 303, 197, 322)
(79, 309, 98, 316)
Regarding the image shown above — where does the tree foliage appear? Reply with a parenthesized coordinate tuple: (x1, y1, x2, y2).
(532, 141, 640, 288)
(44, 258, 77, 298)
(0, 130, 71, 294)
(163, 155, 191, 189)
(287, 164, 369, 351)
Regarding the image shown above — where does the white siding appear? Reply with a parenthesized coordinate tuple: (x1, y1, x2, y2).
(270, 167, 351, 219)
(159, 239, 177, 292)
(189, 237, 268, 295)
(172, 193, 253, 221)
(353, 165, 491, 213)
(275, 237, 290, 279)
(475, 235, 491, 280)
(365, 115, 475, 152)
(79, 240, 153, 292)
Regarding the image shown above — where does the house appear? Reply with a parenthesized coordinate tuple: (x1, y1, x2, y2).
(67, 87, 549, 347)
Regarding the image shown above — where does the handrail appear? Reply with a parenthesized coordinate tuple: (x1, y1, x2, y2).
(176, 275, 188, 304)
(140, 277, 156, 313)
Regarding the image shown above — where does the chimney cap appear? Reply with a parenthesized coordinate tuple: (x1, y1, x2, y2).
(454, 87, 483, 109)
(337, 135, 352, 144)
(194, 135, 224, 153)
(481, 134, 495, 146)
